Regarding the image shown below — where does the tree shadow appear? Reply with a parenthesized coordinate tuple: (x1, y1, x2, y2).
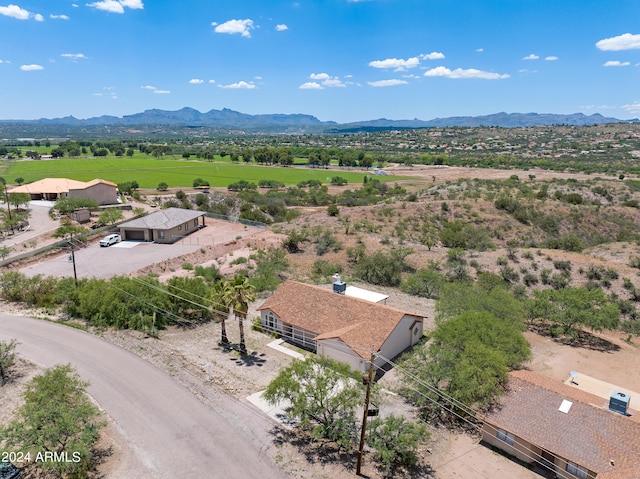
(528, 323, 620, 352)
(87, 445, 114, 479)
(269, 426, 436, 478)
(217, 343, 268, 367)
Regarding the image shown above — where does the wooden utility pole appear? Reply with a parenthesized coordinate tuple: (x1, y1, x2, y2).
(356, 349, 376, 475)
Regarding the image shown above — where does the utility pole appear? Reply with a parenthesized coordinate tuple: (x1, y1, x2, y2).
(356, 349, 376, 476)
(68, 234, 78, 287)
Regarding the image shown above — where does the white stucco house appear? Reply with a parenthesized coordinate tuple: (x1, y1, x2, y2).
(257, 281, 425, 372)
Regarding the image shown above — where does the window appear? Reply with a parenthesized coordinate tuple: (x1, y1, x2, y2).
(566, 462, 588, 479)
(194, 219, 198, 227)
(265, 312, 277, 330)
(185, 223, 189, 231)
(178, 225, 182, 231)
(496, 429, 515, 445)
(158, 231, 165, 239)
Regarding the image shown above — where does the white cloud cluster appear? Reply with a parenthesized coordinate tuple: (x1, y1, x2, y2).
(212, 19, 254, 38)
(275, 24, 288, 31)
(189, 79, 204, 84)
(20, 64, 44, 71)
(523, 54, 539, 60)
(545, 56, 558, 61)
(0, 4, 43, 21)
(87, 0, 144, 14)
(603, 60, 630, 67)
(219, 81, 256, 89)
(141, 85, 170, 94)
(369, 52, 444, 71)
(622, 102, 640, 115)
(368, 79, 408, 87)
(424, 66, 509, 80)
(596, 33, 640, 51)
(50, 14, 69, 20)
(61, 53, 87, 60)
(299, 72, 346, 89)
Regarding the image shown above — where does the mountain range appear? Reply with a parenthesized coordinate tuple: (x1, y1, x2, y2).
(1, 107, 636, 134)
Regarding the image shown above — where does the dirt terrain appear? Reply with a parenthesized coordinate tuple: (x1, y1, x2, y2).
(3, 164, 640, 478)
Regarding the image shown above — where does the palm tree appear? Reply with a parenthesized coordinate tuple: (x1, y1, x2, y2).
(209, 279, 231, 346)
(225, 275, 255, 355)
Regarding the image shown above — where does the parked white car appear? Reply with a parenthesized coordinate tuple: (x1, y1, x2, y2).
(99, 234, 120, 247)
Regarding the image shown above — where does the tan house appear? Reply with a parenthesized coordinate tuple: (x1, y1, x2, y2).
(257, 281, 424, 372)
(481, 370, 640, 479)
(118, 207, 205, 243)
(8, 177, 118, 205)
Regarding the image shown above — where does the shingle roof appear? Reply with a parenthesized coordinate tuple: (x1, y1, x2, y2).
(481, 370, 640, 477)
(257, 281, 423, 359)
(118, 208, 204, 230)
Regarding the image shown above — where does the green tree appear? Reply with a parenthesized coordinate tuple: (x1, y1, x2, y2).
(2, 364, 105, 477)
(157, 182, 169, 191)
(0, 245, 12, 260)
(400, 268, 446, 299)
(263, 356, 362, 447)
(224, 275, 255, 354)
(0, 338, 18, 384)
(367, 414, 428, 474)
(8, 192, 30, 209)
(401, 310, 530, 418)
(14, 177, 24, 185)
(97, 208, 124, 226)
(53, 197, 99, 216)
(53, 216, 88, 238)
(527, 287, 620, 337)
(354, 248, 411, 287)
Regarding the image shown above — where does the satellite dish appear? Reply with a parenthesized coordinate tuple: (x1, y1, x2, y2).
(570, 370, 579, 385)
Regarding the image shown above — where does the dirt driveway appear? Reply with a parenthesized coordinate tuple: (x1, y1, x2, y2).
(19, 217, 264, 280)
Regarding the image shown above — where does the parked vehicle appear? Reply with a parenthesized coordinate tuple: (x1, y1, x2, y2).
(99, 234, 120, 247)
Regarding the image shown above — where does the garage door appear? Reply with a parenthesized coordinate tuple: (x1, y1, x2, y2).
(124, 230, 145, 241)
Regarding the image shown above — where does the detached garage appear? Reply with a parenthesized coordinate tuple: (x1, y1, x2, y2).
(118, 208, 205, 244)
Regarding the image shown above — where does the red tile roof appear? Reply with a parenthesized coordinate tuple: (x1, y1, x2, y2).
(257, 281, 424, 359)
(482, 370, 640, 477)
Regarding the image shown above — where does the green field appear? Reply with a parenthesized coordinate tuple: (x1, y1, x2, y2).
(0, 157, 406, 189)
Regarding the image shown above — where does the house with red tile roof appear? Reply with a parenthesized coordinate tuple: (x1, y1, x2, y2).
(257, 280, 424, 372)
(8, 177, 118, 204)
(480, 370, 640, 479)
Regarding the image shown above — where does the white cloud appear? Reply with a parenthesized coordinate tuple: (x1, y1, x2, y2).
(61, 53, 87, 60)
(20, 64, 44, 71)
(308, 72, 345, 87)
(219, 81, 256, 89)
(189, 78, 204, 84)
(424, 66, 509, 80)
(50, 14, 70, 19)
(208, 79, 216, 84)
(419, 52, 445, 60)
(603, 60, 631, 67)
(153, 89, 170, 94)
(523, 54, 539, 60)
(299, 82, 323, 90)
(596, 33, 640, 51)
(88, 1, 124, 13)
(119, 0, 143, 9)
(88, 0, 143, 13)
(368, 79, 408, 87)
(545, 56, 558, 61)
(275, 24, 288, 31)
(141, 85, 157, 90)
(622, 102, 640, 115)
(476, 48, 484, 53)
(212, 19, 254, 38)
(34, 13, 43, 21)
(0, 4, 30, 20)
(369, 57, 420, 70)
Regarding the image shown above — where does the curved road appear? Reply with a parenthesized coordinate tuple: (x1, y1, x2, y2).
(0, 313, 288, 479)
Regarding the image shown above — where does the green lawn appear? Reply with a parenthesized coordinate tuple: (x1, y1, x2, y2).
(0, 157, 406, 189)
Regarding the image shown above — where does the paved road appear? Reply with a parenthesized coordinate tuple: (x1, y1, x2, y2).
(0, 313, 288, 479)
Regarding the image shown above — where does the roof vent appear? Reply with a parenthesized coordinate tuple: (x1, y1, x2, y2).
(332, 273, 346, 294)
(609, 391, 630, 416)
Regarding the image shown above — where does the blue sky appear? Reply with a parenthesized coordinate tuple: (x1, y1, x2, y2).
(1, 0, 639, 123)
